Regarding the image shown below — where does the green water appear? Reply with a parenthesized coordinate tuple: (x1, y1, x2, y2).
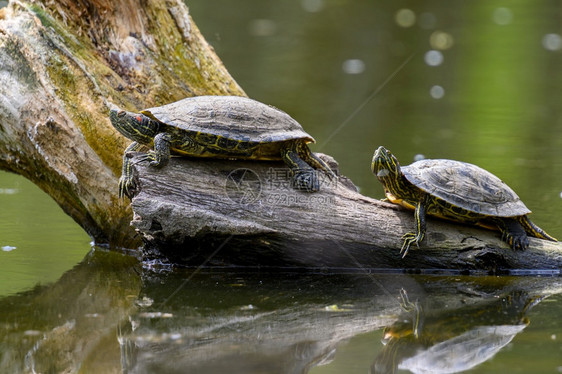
(0, 171, 90, 296)
(1, 0, 562, 373)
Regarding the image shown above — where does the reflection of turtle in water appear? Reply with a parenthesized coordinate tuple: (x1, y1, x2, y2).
(109, 96, 335, 198)
(370, 290, 543, 374)
(371, 146, 557, 257)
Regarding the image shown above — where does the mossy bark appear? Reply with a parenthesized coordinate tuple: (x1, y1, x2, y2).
(0, 0, 245, 247)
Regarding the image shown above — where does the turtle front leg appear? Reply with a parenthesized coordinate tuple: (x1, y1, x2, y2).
(281, 141, 320, 192)
(401, 198, 427, 258)
(119, 141, 144, 199)
(143, 132, 172, 167)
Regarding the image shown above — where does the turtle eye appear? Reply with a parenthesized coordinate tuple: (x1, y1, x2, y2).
(117, 110, 126, 118)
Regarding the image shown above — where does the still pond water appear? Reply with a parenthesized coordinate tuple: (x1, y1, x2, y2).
(1, 0, 562, 372)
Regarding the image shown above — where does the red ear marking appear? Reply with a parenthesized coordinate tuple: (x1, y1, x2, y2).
(136, 115, 142, 123)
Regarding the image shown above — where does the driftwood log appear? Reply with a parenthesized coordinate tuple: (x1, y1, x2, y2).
(128, 153, 562, 273)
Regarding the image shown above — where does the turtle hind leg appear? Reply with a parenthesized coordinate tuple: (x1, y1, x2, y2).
(495, 218, 530, 250)
(518, 216, 558, 242)
(296, 141, 337, 180)
(281, 141, 320, 192)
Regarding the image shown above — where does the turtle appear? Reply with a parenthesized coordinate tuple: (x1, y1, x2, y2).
(109, 95, 335, 198)
(371, 146, 557, 257)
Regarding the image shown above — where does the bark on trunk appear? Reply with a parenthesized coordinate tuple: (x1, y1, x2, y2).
(129, 154, 562, 273)
(0, 0, 245, 247)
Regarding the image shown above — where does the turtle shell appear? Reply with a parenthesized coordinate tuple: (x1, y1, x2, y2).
(141, 95, 314, 144)
(401, 159, 531, 217)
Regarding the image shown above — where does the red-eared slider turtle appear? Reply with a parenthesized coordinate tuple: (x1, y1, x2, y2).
(109, 96, 335, 198)
(371, 146, 557, 257)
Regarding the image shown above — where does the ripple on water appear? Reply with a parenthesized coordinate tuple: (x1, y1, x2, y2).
(0, 188, 19, 194)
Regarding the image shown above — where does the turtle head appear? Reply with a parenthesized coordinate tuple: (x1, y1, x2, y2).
(371, 146, 402, 182)
(109, 109, 159, 144)
(371, 146, 405, 199)
(372, 146, 420, 203)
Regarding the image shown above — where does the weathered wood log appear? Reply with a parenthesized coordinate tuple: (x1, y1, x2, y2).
(129, 154, 562, 273)
(0, 0, 244, 247)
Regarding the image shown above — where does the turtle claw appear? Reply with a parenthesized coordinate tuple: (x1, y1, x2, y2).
(135, 150, 170, 168)
(132, 152, 154, 165)
(118, 175, 137, 199)
(293, 170, 320, 192)
(131, 151, 167, 168)
(118, 176, 129, 199)
(503, 232, 529, 251)
(119, 150, 164, 199)
(400, 232, 423, 258)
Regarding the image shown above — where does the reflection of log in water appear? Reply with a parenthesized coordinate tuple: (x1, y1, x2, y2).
(371, 290, 542, 374)
(119, 272, 562, 374)
(0, 250, 141, 373)
(1, 256, 561, 373)
(118, 271, 402, 374)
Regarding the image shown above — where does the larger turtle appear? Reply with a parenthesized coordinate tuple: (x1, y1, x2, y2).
(109, 96, 335, 198)
(371, 146, 557, 257)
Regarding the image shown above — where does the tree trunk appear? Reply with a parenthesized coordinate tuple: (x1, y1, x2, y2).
(0, 0, 245, 247)
(129, 154, 562, 273)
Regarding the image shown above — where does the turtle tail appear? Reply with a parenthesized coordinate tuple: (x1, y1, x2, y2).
(519, 216, 558, 242)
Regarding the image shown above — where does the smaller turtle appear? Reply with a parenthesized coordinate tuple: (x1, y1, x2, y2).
(109, 96, 335, 198)
(371, 146, 557, 257)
